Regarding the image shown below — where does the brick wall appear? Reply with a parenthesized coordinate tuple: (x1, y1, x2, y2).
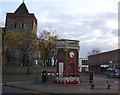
(2, 67, 56, 74)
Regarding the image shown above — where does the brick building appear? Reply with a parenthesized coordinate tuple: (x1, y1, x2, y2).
(56, 39, 79, 77)
(88, 49, 120, 73)
(0, 28, 6, 65)
(55, 39, 80, 84)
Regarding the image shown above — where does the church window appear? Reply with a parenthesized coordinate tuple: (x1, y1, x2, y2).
(15, 23, 17, 28)
(21, 23, 25, 29)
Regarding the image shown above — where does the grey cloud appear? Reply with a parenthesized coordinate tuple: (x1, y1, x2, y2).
(37, 6, 117, 57)
(1, 1, 118, 58)
(111, 29, 118, 36)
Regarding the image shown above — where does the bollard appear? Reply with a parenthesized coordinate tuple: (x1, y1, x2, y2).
(91, 84, 95, 89)
(107, 85, 111, 89)
(107, 81, 111, 89)
(42, 71, 47, 83)
(89, 71, 93, 84)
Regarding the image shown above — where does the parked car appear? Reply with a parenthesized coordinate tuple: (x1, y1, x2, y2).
(105, 68, 120, 78)
(115, 69, 120, 78)
(105, 69, 117, 78)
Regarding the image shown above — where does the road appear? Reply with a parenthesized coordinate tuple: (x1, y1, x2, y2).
(80, 73, 119, 85)
(2, 73, 119, 94)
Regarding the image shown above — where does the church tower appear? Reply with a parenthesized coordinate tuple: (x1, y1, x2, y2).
(5, 2, 37, 34)
(4, 2, 37, 66)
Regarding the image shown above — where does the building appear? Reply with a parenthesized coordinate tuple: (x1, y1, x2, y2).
(5, 2, 37, 33)
(56, 39, 80, 77)
(0, 28, 3, 66)
(3, 2, 38, 66)
(55, 39, 80, 84)
(88, 49, 120, 73)
(0, 27, 6, 66)
(79, 58, 89, 72)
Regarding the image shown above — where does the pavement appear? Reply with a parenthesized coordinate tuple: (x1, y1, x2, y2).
(2, 80, 119, 94)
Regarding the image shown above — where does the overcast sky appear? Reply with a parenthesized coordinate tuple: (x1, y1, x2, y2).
(0, 0, 119, 58)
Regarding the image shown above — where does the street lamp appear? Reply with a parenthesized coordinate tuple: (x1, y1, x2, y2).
(35, 60, 38, 83)
(109, 61, 112, 69)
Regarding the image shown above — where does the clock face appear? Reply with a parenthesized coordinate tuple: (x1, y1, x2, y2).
(69, 51, 75, 58)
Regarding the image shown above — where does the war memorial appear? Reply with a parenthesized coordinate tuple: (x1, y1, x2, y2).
(53, 39, 80, 84)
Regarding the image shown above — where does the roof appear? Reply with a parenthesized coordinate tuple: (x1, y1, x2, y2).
(88, 49, 120, 57)
(14, 2, 29, 14)
(57, 39, 79, 42)
(6, 2, 37, 24)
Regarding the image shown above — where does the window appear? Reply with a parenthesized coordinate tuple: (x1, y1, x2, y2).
(116, 64, 118, 68)
(21, 23, 25, 29)
(82, 60, 85, 63)
(15, 23, 17, 28)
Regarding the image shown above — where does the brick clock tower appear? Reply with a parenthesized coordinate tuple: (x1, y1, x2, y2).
(56, 39, 80, 84)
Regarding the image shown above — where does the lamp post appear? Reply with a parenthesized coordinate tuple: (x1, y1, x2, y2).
(109, 61, 112, 69)
(35, 60, 38, 83)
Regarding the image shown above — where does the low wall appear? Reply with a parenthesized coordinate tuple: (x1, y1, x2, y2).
(2, 66, 56, 74)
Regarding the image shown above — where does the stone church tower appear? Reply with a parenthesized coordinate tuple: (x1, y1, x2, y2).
(4, 2, 37, 66)
(5, 2, 37, 33)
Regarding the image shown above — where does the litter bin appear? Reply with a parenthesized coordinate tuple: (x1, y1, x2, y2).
(89, 71, 93, 84)
(42, 71, 47, 83)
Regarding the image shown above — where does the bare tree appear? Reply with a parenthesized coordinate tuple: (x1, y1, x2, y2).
(88, 48, 101, 56)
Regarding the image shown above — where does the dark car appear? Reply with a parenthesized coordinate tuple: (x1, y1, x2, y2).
(106, 69, 116, 78)
(115, 69, 120, 78)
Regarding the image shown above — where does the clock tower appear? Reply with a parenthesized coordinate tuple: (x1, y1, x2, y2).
(56, 39, 80, 84)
